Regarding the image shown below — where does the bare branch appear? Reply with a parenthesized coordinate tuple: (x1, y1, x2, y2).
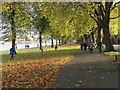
(74, 4, 95, 15)
(110, 1, 120, 12)
(99, 2, 105, 13)
(110, 14, 120, 19)
(89, 13, 98, 24)
(74, 3, 100, 24)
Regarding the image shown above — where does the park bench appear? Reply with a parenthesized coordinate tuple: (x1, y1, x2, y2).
(104, 52, 120, 62)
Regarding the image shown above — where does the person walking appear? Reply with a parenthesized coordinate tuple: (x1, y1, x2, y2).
(83, 42, 87, 52)
(16, 45, 17, 50)
(88, 42, 91, 52)
(41, 48, 43, 54)
(55, 45, 58, 51)
(89, 42, 94, 53)
(98, 42, 102, 53)
(10, 47, 16, 60)
(80, 42, 83, 50)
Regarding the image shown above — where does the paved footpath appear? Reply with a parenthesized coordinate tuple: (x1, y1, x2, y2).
(56, 49, 118, 88)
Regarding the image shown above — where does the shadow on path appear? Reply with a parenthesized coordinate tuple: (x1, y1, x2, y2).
(57, 49, 118, 88)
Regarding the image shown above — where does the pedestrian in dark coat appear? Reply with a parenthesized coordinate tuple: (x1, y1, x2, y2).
(83, 42, 87, 52)
(80, 43, 83, 50)
(55, 46, 57, 51)
(41, 48, 43, 54)
(10, 47, 16, 60)
(98, 42, 102, 53)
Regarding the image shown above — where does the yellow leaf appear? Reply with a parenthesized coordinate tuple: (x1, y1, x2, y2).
(7, 7, 10, 9)
(78, 80, 82, 83)
(75, 84, 80, 87)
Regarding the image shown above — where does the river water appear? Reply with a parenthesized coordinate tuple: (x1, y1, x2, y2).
(0, 43, 52, 52)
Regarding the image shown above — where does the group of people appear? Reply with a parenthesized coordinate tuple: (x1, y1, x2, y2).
(80, 41, 102, 53)
(25, 45, 29, 48)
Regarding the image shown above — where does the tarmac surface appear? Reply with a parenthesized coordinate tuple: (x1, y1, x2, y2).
(56, 49, 119, 88)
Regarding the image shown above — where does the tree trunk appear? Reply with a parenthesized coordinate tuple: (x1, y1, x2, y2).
(96, 24, 102, 46)
(39, 32, 42, 50)
(111, 36, 114, 44)
(82, 37, 83, 42)
(88, 34, 91, 43)
(103, 3, 114, 51)
(62, 40, 64, 45)
(11, 3, 16, 50)
(56, 40, 57, 46)
(45, 39, 47, 46)
(91, 32, 95, 44)
(51, 38, 54, 48)
(84, 34, 88, 42)
(103, 21, 114, 51)
(59, 40, 61, 46)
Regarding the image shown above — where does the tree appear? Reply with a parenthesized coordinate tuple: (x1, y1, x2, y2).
(2, 2, 32, 49)
(80, 2, 119, 51)
(33, 16, 50, 50)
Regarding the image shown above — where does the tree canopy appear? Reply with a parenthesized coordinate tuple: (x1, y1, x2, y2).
(1, 2, 119, 51)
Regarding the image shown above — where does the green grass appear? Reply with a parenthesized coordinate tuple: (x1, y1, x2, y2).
(104, 51, 120, 61)
(2, 44, 79, 65)
(2, 43, 80, 88)
(104, 52, 120, 55)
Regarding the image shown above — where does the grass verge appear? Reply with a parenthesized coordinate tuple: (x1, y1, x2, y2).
(104, 51, 120, 64)
(2, 43, 79, 88)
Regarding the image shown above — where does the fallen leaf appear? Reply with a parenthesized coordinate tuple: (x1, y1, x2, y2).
(90, 82, 93, 85)
(78, 80, 82, 83)
(82, 83, 86, 86)
(100, 77, 104, 79)
(75, 84, 80, 87)
(89, 71, 92, 73)
(107, 72, 110, 74)
(109, 81, 112, 84)
(89, 67, 92, 69)
(102, 82, 105, 84)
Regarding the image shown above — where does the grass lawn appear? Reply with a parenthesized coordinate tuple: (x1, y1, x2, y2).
(2, 43, 79, 88)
